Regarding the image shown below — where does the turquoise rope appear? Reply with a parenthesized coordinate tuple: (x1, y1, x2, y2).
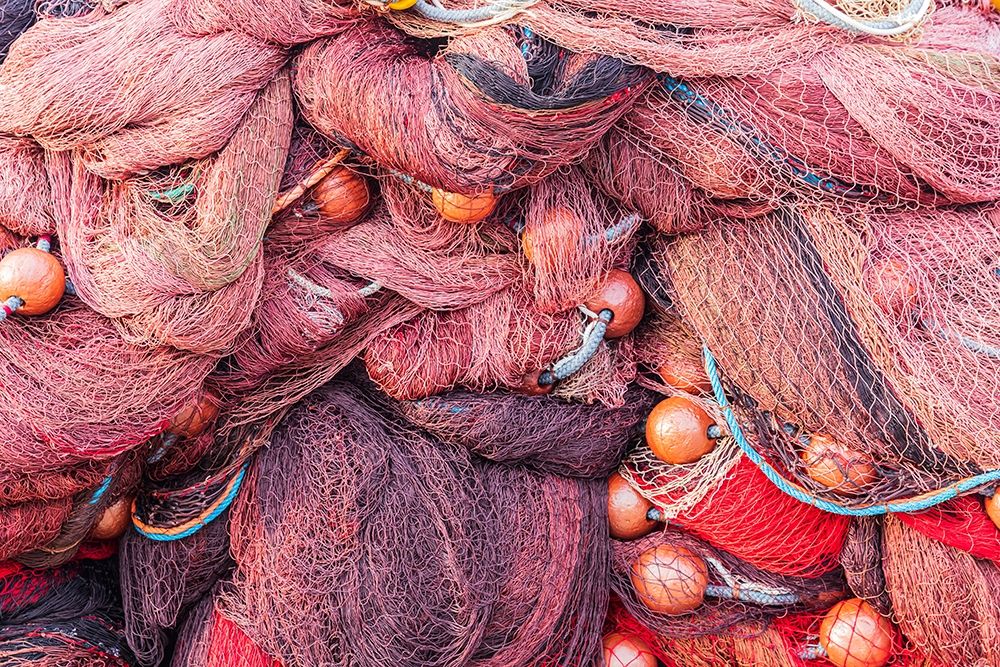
(702, 345, 1000, 515)
(87, 476, 113, 505)
(133, 465, 248, 542)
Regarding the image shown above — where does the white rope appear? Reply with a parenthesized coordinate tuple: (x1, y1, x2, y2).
(411, 0, 536, 25)
(794, 0, 932, 36)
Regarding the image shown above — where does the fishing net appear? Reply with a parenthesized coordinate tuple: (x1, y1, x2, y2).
(646, 201, 1000, 505)
(0, 0, 285, 180)
(883, 514, 1000, 666)
(611, 528, 845, 639)
(0, 558, 136, 665)
(293, 20, 650, 192)
(220, 379, 608, 667)
(172, 0, 359, 46)
(54, 70, 293, 353)
(396, 384, 654, 477)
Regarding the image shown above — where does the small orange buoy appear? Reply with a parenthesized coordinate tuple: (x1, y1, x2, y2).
(602, 632, 658, 667)
(516, 369, 554, 396)
(631, 544, 708, 615)
(657, 359, 712, 396)
(522, 207, 583, 264)
(431, 188, 496, 224)
(0, 247, 65, 316)
(985, 490, 1000, 530)
(645, 397, 719, 465)
(869, 258, 918, 316)
(310, 166, 371, 226)
(819, 598, 894, 667)
(167, 391, 221, 440)
(584, 269, 645, 338)
(608, 472, 660, 540)
(802, 434, 878, 496)
(90, 497, 132, 541)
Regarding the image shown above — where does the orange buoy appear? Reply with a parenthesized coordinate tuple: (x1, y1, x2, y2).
(602, 632, 658, 667)
(819, 598, 894, 667)
(657, 358, 712, 396)
(431, 188, 496, 224)
(869, 258, 918, 316)
(985, 490, 1000, 530)
(167, 391, 221, 440)
(310, 166, 371, 226)
(801, 434, 878, 496)
(584, 269, 645, 338)
(0, 247, 65, 316)
(90, 497, 133, 541)
(631, 544, 708, 615)
(645, 397, 719, 465)
(608, 472, 660, 540)
(522, 206, 583, 264)
(517, 369, 554, 396)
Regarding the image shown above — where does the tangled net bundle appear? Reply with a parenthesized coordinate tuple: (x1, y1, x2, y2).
(0, 0, 993, 664)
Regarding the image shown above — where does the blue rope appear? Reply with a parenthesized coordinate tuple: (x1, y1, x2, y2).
(87, 476, 113, 505)
(133, 465, 248, 542)
(702, 345, 1000, 515)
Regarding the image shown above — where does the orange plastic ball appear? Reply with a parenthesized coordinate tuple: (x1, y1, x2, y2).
(584, 269, 645, 338)
(801, 434, 878, 496)
(167, 391, 220, 440)
(90, 497, 132, 541)
(431, 188, 496, 224)
(657, 360, 712, 396)
(631, 544, 708, 615)
(608, 472, 659, 540)
(645, 397, 718, 465)
(311, 166, 371, 226)
(985, 490, 1000, 530)
(602, 632, 658, 667)
(819, 598, 894, 667)
(0, 247, 65, 315)
(869, 258, 918, 316)
(522, 206, 584, 264)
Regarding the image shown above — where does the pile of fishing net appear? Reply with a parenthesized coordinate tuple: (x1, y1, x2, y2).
(0, 0, 997, 664)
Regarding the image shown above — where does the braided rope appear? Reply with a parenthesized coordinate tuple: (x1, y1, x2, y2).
(794, 0, 931, 36)
(132, 465, 248, 541)
(702, 345, 1000, 515)
(411, 0, 536, 25)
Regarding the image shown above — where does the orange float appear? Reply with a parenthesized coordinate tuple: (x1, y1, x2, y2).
(645, 397, 720, 465)
(90, 497, 133, 541)
(801, 434, 878, 496)
(869, 258, 918, 316)
(630, 544, 708, 615)
(517, 369, 554, 396)
(608, 472, 661, 540)
(310, 166, 371, 226)
(584, 269, 645, 338)
(431, 188, 496, 224)
(602, 632, 658, 667)
(657, 358, 712, 396)
(818, 598, 894, 667)
(0, 247, 65, 316)
(522, 206, 583, 264)
(167, 391, 221, 440)
(985, 490, 1000, 530)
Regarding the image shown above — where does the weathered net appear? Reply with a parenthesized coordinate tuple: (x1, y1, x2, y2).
(0, 0, 285, 179)
(293, 20, 650, 192)
(396, 384, 654, 477)
(646, 201, 1000, 502)
(218, 379, 608, 667)
(0, 557, 136, 665)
